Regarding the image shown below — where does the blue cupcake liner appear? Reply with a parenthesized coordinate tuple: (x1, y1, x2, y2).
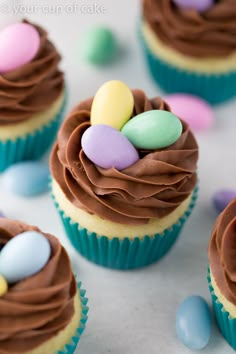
(58, 280, 89, 354)
(0, 93, 67, 172)
(139, 25, 236, 105)
(208, 270, 236, 350)
(52, 187, 198, 270)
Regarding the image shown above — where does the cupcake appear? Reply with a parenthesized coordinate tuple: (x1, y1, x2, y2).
(0, 218, 88, 353)
(140, 0, 236, 104)
(0, 20, 66, 172)
(208, 199, 236, 349)
(50, 80, 199, 270)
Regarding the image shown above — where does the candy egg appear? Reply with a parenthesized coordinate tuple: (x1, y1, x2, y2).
(81, 26, 117, 65)
(121, 110, 182, 149)
(172, 0, 213, 12)
(82, 124, 139, 170)
(212, 189, 236, 213)
(176, 295, 211, 350)
(2, 161, 50, 197)
(0, 275, 8, 296)
(91, 80, 134, 130)
(0, 23, 40, 73)
(0, 231, 51, 283)
(164, 94, 214, 132)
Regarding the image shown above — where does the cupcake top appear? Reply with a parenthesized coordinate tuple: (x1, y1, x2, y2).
(50, 81, 198, 225)
(0, 218, 76, 353)
(142, 0, 236, 58)
(0, 20, 64, 125)
(208, 199, 236, 305)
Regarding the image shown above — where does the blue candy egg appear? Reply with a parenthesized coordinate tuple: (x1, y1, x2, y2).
(0, 231, 51, 283)
(176, 295, 211, 350)
(2, 161, 50, 197)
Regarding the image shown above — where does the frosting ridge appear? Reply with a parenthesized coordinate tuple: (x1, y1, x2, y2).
(209, 199, 236, 305)
(0, 219, 76, 353)
(143, 0, 236, 57)
(50, 89, 198, 225)
(0, 20, 64, 125)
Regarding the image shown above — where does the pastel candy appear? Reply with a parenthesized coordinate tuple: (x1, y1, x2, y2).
(213, 189, 236, 213)
(176, 295, 211, 350)
(2, 161, 50, 197)
(172, 0, 213, 12)
(82, 124, 139, 170)
(164, 94, 214, 131)
(0, 231, 51, 283)
(0, 23, 40, 73)
(0, 275, 8, 297)
(91, 80, 134, 130)
(121, 110, 182, 149)
(82, 26, 117, 65)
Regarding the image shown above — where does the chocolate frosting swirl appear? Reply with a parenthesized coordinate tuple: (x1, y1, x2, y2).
(0, 20, 64, 125)
(143, 0, 236, 57)
(209, 199, 236, 305)
(50, 90, 198, 225)
(0, 219, 76, 353)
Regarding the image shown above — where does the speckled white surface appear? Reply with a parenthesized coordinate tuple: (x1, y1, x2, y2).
(0, 0, 236, 353)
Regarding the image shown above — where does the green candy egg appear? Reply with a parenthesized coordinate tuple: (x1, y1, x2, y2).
(121, 110, 183, 149)
(81, 26, 117, 65)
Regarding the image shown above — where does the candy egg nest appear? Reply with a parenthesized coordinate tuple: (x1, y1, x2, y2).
(82, 80, 183, 171)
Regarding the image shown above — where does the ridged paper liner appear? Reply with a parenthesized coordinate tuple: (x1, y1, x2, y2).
(139, 25, 236, 105)
(0, 95, 67, 172)
(58, 281, 89, 354)
(52, 188, 198, 270)
(208, 271, 236, 350)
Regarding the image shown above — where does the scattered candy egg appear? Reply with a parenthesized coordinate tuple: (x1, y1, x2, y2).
(176, 295, 211, 350)
(0, 211, 5, 218)
(0, 23, 40, 73)
(2, 161, 50, 197)
(81, 26, 117, 65)
(82, 124, 139, 170)
(213, 189, 236, 213)
(172, 0, 213, 12)
(0, 275, 8, 296)
(121, 110, 182, 149)
(91, 80, 134, 130)
(164, 94, 214, 132)
(0, 231, 51, 283)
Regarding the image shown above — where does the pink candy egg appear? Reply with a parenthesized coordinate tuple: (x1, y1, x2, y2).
(164, 94, 214, 132)
(0, 23, 40, 74)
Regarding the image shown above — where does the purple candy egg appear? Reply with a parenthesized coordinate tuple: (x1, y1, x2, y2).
(213, 190, 236, 213)
(172, 0, 213, 12)
(0, 211, 5, 218)
(82, 124, 139, 170)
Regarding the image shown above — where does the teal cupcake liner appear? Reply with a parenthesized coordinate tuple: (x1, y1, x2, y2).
(139, 25, 236, 105)
(208, 271, 236, 350)
(52, 187, 198, 270)
(0, 94, 67, 172)
(58, 280, 89, 354)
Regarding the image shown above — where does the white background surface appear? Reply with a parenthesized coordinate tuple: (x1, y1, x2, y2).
(1, 0, 236, 353)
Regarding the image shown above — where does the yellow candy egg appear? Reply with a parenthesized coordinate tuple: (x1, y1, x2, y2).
(0, 274, 8, 296)
(91, 80, 134, 130)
